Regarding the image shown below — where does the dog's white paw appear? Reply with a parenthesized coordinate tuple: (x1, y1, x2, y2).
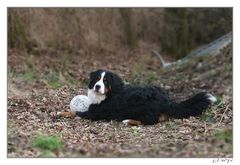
(122, 119, 130, 124)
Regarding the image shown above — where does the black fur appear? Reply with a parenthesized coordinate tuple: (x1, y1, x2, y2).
(76, 69, 215, 125)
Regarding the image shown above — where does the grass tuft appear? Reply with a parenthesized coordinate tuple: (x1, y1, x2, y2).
(33, 134, 63, 151)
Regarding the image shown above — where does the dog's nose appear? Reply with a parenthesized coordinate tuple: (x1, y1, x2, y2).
(95, 84, 101, 90)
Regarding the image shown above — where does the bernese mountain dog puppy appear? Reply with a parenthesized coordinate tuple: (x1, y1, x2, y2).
(59, 69, 216, 125)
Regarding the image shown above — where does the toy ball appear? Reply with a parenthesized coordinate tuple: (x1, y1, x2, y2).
(70, 95, 90, 112)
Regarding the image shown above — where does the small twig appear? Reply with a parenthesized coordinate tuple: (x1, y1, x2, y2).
(204, 121, 208, 135)
(217, 104, 230, 127)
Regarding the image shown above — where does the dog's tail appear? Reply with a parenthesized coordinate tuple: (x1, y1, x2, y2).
(167, 92, 217, 119)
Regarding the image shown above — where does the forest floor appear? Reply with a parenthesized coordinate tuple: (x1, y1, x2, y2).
(7, 45, 232, 158)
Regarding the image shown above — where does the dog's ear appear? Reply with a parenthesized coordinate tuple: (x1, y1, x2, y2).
(90, 69, 102, 80)
(89, 71, 97, 80)
(109, 72, 124, 93)
(88, 69, 103, 89)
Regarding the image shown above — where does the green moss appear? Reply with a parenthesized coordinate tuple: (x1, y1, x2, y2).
(33, 134, 63, 151)
(214, 129, 232, 143)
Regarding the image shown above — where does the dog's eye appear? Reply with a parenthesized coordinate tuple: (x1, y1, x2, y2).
(103, 78, 107, 83)
(97, 76, 101, 80)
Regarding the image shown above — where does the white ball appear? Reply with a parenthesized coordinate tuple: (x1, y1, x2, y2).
(70, 95, 90, 112)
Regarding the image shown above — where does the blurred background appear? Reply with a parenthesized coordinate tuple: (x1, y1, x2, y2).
(8, 8, 233, 158)
(8, 8, 232, 90)
(8, 8, 231, 58)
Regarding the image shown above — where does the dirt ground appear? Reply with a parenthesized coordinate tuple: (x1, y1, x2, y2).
(7, 45, 232, 158)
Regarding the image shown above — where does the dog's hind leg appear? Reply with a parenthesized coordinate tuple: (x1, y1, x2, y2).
(159, 113, 169, 122)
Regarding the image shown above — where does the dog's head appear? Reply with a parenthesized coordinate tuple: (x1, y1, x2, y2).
(87, 69, 124, 104)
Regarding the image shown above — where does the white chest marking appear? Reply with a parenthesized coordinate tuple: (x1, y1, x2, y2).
(87, 88, 106, 104)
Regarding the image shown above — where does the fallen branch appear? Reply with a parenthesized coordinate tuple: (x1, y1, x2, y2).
(151, 50, 174, 68)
